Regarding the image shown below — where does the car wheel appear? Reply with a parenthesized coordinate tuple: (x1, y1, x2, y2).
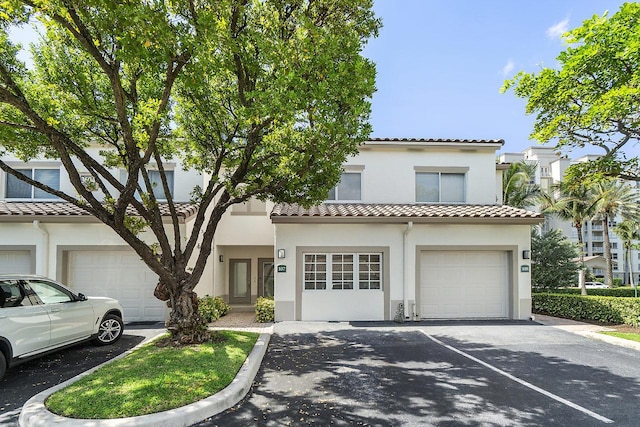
(92, 314, 124, 346)
(0, 351, 6, 381)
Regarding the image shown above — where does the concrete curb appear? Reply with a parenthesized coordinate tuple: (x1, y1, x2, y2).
(19, 332, 271, 427)
(534, 314, 640, 352)
(582, 331, 640, 352)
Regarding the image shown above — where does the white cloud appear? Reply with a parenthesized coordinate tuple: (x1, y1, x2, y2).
(546, 18, 569, 39)
(501, 59, 514, 77)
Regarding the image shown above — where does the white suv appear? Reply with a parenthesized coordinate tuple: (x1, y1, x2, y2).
(0, 275, 124, 380)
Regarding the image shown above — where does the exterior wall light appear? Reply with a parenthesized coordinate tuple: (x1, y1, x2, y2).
(277, 249, 286, 259)
(522, 250, 530, 260)
(219, 255, 224, 262)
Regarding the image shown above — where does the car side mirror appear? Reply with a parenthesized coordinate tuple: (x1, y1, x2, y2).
(77, 293, 88, 301)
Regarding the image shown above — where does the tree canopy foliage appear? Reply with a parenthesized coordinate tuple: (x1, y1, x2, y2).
(503, 2, 640, 182)
(0, 0, 380, 343)
(531, 228, 581, 290)
(502, 160, 540, 209)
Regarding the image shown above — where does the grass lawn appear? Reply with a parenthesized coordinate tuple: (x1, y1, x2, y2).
(45, 330, 258, 419)
(601, 331, 640, 343)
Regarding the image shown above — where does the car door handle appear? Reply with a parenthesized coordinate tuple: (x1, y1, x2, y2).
(0, 315, 6, 319)
(50, 308, 62, 313)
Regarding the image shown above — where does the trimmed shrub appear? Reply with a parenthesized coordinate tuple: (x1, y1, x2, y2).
(255, 297, 274, 323)
(198, 295, 231, 322)
(541, 287, 639, 297)
(613, 278, 623, 288)
(532, 293, 640, 326)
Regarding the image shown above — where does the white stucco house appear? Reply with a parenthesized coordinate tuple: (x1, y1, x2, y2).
(0, 137, 543, 322)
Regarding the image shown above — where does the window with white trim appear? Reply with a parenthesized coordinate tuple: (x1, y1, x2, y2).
(304, 254, 327, 290)
(304, 252, 382, 290)
(416, 172, 465, 203)
(326, 172, 361, 201)
(5, 168, 60, 200)
(148, 170, 174, 200)
(120, 168, 174, 200)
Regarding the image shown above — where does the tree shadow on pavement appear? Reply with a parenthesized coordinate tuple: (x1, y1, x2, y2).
(195, 328, 640, 426)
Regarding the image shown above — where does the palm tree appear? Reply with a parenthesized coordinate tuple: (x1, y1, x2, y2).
(613, 220, 640, 295)
(592, 180, 640, 288)
(503, 160, 541, 209)
(541, 182, 598, 295)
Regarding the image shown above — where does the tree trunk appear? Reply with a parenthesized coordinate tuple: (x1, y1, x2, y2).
(155, 281, 212, 344)
(627, 244, 637, 297)
(577, 224, 587, 296)
(603, 217, 614, 288)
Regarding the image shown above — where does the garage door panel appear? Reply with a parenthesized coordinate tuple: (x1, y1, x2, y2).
(68, 250, 166, 322)
(0, 250, 32, 274)
(420, 250, 508, 319)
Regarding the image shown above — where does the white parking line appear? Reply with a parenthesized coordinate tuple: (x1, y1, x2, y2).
(420, 331, 614, 424)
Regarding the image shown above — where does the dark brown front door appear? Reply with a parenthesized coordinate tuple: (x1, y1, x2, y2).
(229, 259, 251, 304)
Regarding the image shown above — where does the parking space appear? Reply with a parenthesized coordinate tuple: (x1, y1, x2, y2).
(0, 323, 165, 426)
(197, 321, 640, 426)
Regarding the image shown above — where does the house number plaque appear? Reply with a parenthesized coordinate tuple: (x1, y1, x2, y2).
(277, 265, 287, 273)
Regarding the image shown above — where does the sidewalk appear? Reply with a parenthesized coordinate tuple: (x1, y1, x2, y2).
(208, 311, 274, 334)
(534, 313, 640, 352)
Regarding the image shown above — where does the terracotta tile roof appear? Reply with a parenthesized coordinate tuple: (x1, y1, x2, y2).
(271, 203, 544, 224)
(0, 201, 198, 221)
(367, 137, 504, 145)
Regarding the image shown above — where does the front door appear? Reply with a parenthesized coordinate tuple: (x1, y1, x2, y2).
(258, 258, 275, 298)
(229, 259, 251, 304)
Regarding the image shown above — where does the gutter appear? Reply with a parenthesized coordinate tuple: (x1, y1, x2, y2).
(32, 220, 49, 276)
(402, 221, 413, 321)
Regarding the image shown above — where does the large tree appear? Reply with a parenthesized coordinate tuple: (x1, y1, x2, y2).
(591, 179, 639, 287)
(502, 160, 540, 209)
(540, 181, 598, 295)
(613, 220, 640, 291)
(531, 228, 581, 290)
(0, 1, 380, 343)
(502, 2, 640, 182)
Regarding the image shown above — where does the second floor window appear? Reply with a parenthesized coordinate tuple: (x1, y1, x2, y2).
(327, 172, 361, 201)
(147, 170, 174, 200)
(416, 172, 465, 203)
(6, 168, 60, 200)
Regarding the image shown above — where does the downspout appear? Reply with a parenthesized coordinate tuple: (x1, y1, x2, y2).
(403, 221, 413, 321)
(33, 220, 49, 277)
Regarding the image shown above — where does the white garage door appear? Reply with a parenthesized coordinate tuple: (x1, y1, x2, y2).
(0, 250, 32, 274)
(420, 251, 508, 319)
(67, 250, 167, 322)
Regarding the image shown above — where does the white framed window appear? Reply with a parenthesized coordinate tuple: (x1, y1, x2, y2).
(304, 254, 327, 290)
(148, 170, 174, 200)
(327, 172, 361, 201)
(5, 168, 60, 200)
(304, 252, 381, 291)
(120, 168, 174, 200)
(416, 172, 465, 203)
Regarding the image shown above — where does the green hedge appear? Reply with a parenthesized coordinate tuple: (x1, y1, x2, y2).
(532, 293, 640, 326)
(540, 287, 638, 297)
(255, 297, 274, 323)
(198, 295, 231, 322)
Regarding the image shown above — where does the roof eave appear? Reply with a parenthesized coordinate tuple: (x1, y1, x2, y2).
(271, 216, 544, 225)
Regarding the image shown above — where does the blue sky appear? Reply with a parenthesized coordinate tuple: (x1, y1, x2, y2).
(8, 1, 636, 159)
(364, 0, 633, 158)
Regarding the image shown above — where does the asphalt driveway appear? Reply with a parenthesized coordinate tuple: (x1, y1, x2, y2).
(197, 320, 640, 426)
(0, 322, 165, 426)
